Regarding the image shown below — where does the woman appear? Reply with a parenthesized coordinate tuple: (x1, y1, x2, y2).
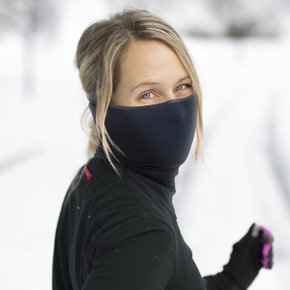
(52, 9, 274, 290)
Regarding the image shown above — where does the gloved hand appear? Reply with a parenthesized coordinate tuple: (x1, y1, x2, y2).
(222, 223, 274, 290)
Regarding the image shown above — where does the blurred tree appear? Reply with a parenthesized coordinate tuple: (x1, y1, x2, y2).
(107, 0, 284, 37)
(205, 0, 283, 37)
(0, 0, 58, 98)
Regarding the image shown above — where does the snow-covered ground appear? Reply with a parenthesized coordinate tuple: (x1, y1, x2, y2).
(1, 1, 289, 289)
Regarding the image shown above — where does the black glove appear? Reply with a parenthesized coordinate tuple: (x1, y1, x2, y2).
(222, 223, 274, 290)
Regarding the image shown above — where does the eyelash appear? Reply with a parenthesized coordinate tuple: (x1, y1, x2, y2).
(139, 83, 192, 100)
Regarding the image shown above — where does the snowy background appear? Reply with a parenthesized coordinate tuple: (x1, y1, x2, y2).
(1, 0, 290, 289)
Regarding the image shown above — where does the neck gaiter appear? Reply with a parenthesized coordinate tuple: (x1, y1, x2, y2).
(88, 94, 197, 191)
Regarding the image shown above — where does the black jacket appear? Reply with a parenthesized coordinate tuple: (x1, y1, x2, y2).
(53, 156, 227, 290)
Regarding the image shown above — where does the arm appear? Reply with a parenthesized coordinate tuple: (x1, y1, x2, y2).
(82, 218, 175, 290)
(203, 223, 274, 290)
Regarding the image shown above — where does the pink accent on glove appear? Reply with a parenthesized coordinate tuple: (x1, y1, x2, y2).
(258, 225, 273, 269)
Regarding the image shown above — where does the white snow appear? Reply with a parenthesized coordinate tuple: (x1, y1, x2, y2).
(0, 1, 289, 289)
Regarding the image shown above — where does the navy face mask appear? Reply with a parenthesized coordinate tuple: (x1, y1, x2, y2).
(89, 94, 197, 190)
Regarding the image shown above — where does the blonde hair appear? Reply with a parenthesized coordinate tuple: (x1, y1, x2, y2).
(75, 9, 203, 171)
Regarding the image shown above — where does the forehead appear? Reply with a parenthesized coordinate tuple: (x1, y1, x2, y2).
(118, 40, 187, 82)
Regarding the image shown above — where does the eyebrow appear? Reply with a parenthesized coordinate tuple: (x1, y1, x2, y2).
(131, 75, 191, 92)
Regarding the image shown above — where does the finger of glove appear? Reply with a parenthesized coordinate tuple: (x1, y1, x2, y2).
(256, 227, 274, 269)
(261, 243, 274, 269)
(250, 224, 274, 268)
(237, 223, 257, 246)
(251, 224, 274, 242)
(258, 226, 274, 243)
(266, 248, 274, 269)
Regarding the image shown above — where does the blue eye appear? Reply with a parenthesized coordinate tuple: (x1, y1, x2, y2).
(140, 92, 153, 99)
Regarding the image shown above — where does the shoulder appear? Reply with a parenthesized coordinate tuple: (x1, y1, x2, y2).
(81, 217, 176, 288)
(63, 156, 140, 210)
(106, 217, 176, 246)
(85, 216, 176, 267)
(82, 157, 168, 217)
(63, 156, 176, 240)
(84, 177, 170, 239)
